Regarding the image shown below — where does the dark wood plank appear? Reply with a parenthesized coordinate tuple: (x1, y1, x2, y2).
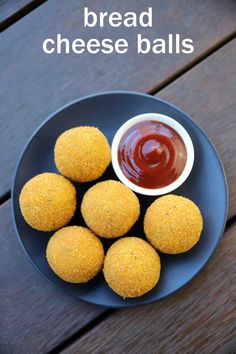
(0, 200, 104, 354)
(157, 39, 236, 219)
(1, 0, 236, 197)
(62, 37, 236, 354)
(62, 223, 236, 354)
(0, 0, 44, 28)
(1, 3, 236, 352)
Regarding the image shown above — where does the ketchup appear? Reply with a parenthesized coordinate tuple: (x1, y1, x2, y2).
(118, 120, 187, 189)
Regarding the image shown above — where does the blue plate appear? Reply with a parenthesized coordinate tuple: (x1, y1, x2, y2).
(12, 92, 228, 308)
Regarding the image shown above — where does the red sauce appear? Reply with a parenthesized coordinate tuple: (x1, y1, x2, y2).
(118, 120, 187, 189)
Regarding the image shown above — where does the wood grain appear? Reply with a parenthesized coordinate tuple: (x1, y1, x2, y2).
(158, 40, 236, 219)
(0, 0, 44, 28)
(1, 2, 236, 353)
(1, 0, 236, 197)
(0, 201, 104, 354)
(62, 223, 236, 354)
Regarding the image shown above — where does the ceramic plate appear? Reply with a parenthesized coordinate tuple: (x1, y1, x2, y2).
(12, 92, 228, 308)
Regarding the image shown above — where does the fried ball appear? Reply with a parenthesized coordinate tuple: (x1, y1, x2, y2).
(144, 195, 203, 254)
(81, 180, 140, 238)
(46, 226, 104, 283)
(19, 173, 76, 231)
(54, 126, 111, 182)
(103, 237, 161, 298)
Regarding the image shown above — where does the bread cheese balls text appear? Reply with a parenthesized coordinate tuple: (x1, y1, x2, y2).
(54, 126, 111, 182)
(144, 195, 203, 254)
(46, 226, 104, 283)
(19, 173, 76, 231)
(103, 237, 161, 298)
(81, 180, 140, 238)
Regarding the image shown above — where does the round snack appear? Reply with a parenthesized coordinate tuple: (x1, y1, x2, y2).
(103, 237, 161, 298)
(46, 226, 104, 283)
(81, 180, 140, 238)
(19, 173, 76, 231)
(54, 126, 111, 182)
(144, 195, 203, 254)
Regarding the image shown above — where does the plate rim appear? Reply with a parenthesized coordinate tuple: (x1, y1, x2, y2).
(11, 90, 229, 308)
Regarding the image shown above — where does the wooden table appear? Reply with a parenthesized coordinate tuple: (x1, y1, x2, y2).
(1, 1, 236, 353)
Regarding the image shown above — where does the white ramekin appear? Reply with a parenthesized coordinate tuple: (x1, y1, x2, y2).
(111, 113, 194, 196)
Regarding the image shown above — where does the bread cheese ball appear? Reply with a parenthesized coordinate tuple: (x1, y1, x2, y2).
(144, 195, 203, 254)
(46, 226, 104, 283)
(54, 126, 111, 182)
(103, 237, 161, 298)
(81, 180, 140, 238)
(19, 173, 76, 231)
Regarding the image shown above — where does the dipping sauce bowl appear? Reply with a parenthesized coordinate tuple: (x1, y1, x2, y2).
(111, 113, 194, 196)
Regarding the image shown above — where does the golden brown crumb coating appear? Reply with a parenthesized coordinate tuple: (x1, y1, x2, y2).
(46, 226, 104, 283)
(144, 195, 203, 254)
(103, 237, 161, 298)
(54, 126, 111, 182)
(19, 173, 76, 231)
(81, 180, 140, 238)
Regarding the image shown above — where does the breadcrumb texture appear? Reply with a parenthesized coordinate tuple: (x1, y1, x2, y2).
(144, 195, 203, 254)
(19, 173, 76, 231)
(103, 237, 161, 298)
(46, 226, 104, 283)
(81, 180, 140, 238)
(54, 126, 111, 182)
